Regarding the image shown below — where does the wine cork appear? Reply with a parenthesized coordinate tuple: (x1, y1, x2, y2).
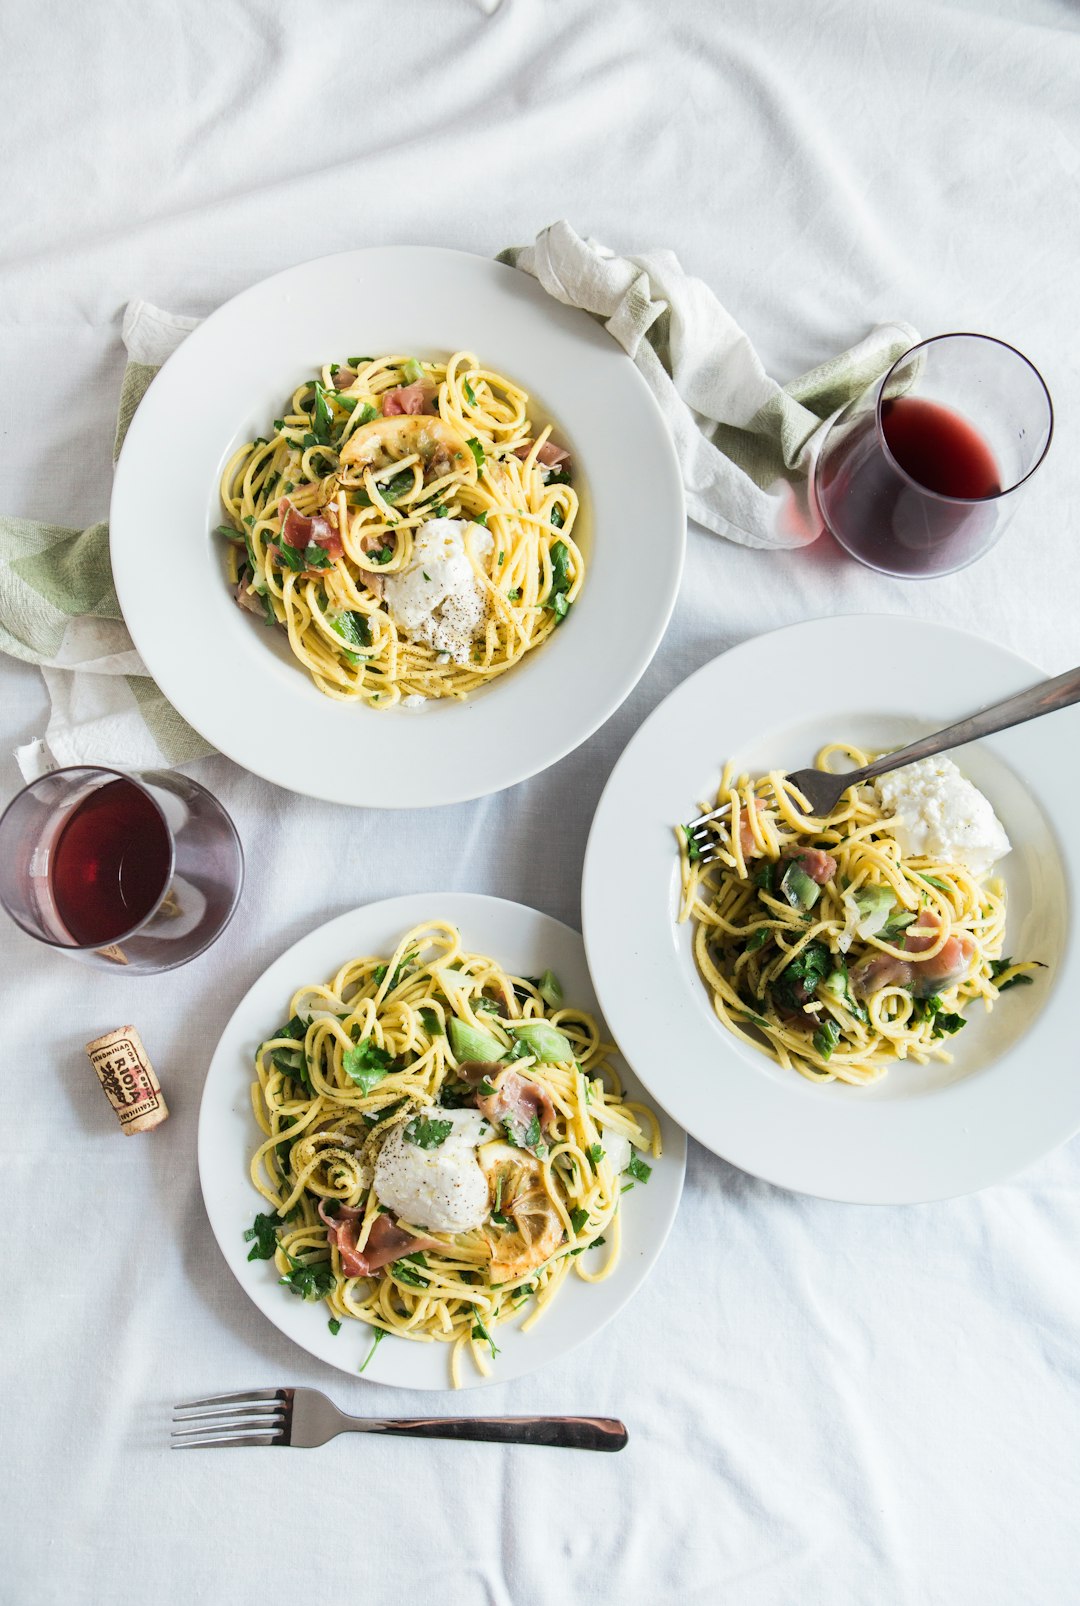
(85, 1026, 169, 1135)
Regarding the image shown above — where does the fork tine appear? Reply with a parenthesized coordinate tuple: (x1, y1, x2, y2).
(172, 1404, 286, 1424)
(173, 1389, 286, 1411)
(171, 1416, 286, 1439)
(171, 1433, 282, 1450)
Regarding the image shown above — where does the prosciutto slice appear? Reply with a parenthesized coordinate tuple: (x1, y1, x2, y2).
(476, 1069, 556, 1142)
(277, 497, 344, 564)
(850, 909, 977, 1000)
(784, 846, 837, 884)
(381, 381, 438, 416)
(513, 439, 571, 472)
(318, 1201, 437, 1277)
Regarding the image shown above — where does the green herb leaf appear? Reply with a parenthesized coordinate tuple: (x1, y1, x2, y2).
(419, 1006, 442, 1035)
(363, 1098, 406, 1128)
(625, 1154, 652, 1184)
(341, 1037, 395, 1094)
(404, 1116, 453, 1150)
(587, 1142, 605, 1166)
(932, 1010, 967, 1038)
(746, 927, 771, 953)
(279, 1253, 336, 1302)
(770, 941, 832, 1013)
(471, 1314, 499, 1359)
(463, 377, 477, 406)
(391, 1259, 430, 1288)
(348, 355, 372, 367)
(329, 609, 372, 653)
(465, 437, 485, 471)
(682, 824, 703, 864)
(312, 381, 333, 446)
(569, 1206, 590, 1233)
(917, 874, 952, 892)
(475, 511, 488, 527)
(328, 1317, 342, 1336)
(243, 1210, 282, 1261)
(303, 542, 334, 570)
(358, 1326, 386, 1373)
(812, 1019, 842, 1061)
(550, 504, 565, 529)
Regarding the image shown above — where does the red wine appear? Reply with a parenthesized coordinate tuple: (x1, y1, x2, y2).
(881, 397, 1000, 499)
(50, 778, 171, 945)
(817, 398, 1002, 576)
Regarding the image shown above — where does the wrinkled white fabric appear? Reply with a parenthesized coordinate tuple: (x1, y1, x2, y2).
(3, 3, 1080, 1605)
(506, 220, 918, 547)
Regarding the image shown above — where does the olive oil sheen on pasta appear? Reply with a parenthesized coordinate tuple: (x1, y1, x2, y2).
(49, 778, 171, 945)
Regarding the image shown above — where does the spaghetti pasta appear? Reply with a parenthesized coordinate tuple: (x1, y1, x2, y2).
(245, 920, 660, 1385)
(217, 353, 580, 708)
(678, 743, 1040, 1086)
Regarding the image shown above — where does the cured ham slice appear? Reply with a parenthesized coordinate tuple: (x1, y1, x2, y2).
(318, 1201, 437, 1277)
(783, 846, 837, 884)
(382, 381, 438, 416)
(476, 1069, 556, 1143)
(277, 497, 343, 564)
(513, 439, 571, 472)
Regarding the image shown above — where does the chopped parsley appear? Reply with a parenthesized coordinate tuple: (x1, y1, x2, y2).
(550, 504, 565, 529)
(475, 511, 488, 527)
(746, 926, 770, 952)
(545, 540, 572, 624)
(358, 1326, 385, 1373)
(279, 1253, 336, 1302)
(348, 356, 372, 367)
(625, 1154, 652, 1184)
(328, 1317, 342, 1336)
(243, 1210, 283, 1261)
(419, 1006, 442, 1035)
(682, 824, 703, 864)
(465, 437, 485, 471)
(463, 377, 478, 406)
(404, 1115, 453, 1149)
(390, 1258, 430, 1288)
(508, 587, 522, 602)
(770, 940, 831, 1014)
(569, 1206, 590, 1233)
(311, 381, 333, 445)
(341, 1037, 395, 1094)
(357, 403, 379, 426)
(472, 1315, 499, 1359)
(587, 1142, 605, 1166)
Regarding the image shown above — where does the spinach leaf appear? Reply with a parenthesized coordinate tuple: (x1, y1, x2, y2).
(990, 957, 1040, 992)
(341, 1037, 395, 1094)
(404, 1116, 453, 1149)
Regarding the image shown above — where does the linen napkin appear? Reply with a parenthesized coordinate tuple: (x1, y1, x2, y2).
(0, 226, 919, 779)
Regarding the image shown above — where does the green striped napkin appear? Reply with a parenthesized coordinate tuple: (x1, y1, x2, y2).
(2, 302, 211, 780)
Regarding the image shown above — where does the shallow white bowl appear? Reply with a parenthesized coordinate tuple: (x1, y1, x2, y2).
(198, 893, 686, 1390)
(111, 248, 685, 807)
(582, 615, 1075, 1204)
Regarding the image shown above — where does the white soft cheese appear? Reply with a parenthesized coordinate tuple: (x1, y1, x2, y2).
(374, 1105, 491, 1233)
(382, 519, 493, 664)
(873, 756, 1010, 875)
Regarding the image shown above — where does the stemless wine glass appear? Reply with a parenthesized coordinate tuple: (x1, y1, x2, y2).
(814, 333, 1053, 578)
(0, 767, 243, 973)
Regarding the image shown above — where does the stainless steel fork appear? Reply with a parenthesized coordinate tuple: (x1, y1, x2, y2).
(171, 1388, 628, 1451)
(684, 662, 1080, 866)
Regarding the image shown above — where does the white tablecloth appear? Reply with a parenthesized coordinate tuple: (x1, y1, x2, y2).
(4, 3, 1080, 1602)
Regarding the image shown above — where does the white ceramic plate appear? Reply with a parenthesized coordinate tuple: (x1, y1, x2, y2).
(111, 248, 684, 807)
(198, 892, 686, 1389)
(582, 615, 1076, 1204)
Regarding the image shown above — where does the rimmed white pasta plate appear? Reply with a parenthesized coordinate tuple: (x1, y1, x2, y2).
(110, 248, 685, 806)
(198, 893, 686, 1389)
(581, 615, 1077, 1204)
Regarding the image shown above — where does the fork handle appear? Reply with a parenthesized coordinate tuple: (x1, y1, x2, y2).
(852, 663, 1080, 785)
(349, 1415, 627, 1451)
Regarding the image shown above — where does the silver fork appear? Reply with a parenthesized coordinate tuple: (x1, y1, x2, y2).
(171, 1388, 628, 1451)
(685, 663, 1080, 866)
